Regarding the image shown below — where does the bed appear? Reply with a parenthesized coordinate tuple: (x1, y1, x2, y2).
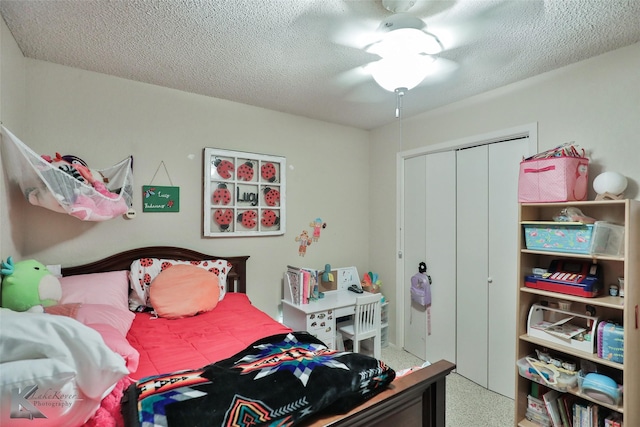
(2, 246, 455, 427)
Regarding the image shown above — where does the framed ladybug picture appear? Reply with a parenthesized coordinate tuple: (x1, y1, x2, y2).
(203, 148, 285, 236)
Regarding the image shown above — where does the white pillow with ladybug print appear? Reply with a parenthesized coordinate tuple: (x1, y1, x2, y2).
(129, 258, 231, 311)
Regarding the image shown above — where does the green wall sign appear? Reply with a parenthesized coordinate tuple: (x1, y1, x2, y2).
(142, 185, 180, 212)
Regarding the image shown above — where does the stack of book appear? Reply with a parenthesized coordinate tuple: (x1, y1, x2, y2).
(542, 389, 575, 427)
(572, 400, 608, 427)
(527, 384, 618, 427)
(285, 266, 318, 305)
(526, 394, 551, 426)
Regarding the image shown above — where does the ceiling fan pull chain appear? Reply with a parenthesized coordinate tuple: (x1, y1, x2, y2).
(395, 87, 406, 118)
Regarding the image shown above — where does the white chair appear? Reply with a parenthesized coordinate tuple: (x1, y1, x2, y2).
(338, 293, 382, 359)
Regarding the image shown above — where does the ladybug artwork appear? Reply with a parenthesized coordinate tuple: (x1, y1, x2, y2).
(261, 162, 277, 182)
(214, 159, 234, 179)
(214, 209, 233, 231)
(212, 183, 231, 205)
(237, 211, 257, 229)
(237, 162, 254, 181)
(263, 187, 280, 206)
(261, 210, 279, 228)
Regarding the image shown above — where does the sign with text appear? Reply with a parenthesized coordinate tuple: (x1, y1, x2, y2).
(142, 185, 180, 212)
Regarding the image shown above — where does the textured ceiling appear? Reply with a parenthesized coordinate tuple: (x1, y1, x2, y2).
(1, 0, 640, 130)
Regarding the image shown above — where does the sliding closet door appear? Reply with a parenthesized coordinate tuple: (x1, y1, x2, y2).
(456, 145, 489, 387)
(403, 152, 456, 363)
(487, 140, 528, 398)
(456, 139, 529, 398)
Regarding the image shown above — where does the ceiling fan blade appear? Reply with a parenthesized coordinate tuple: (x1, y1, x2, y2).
(330, 17, 382, 50)
(415, 57, 459, 86)
(331, 65, 387, 103)
(426, 0, 546, 52)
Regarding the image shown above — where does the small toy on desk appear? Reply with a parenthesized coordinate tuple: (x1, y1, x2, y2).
(361, 271, 382, 293)
(0, 257, 61, 312)
(321, 264, 334, 283)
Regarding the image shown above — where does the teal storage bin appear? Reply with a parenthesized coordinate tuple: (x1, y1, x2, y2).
(523, 222, 593, 254)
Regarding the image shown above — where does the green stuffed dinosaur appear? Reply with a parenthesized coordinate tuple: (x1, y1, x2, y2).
(1, 256, 61, 312)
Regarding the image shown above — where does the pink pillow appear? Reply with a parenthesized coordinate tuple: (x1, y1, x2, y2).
(88, 323, 140, 374)
(60, 271, 129, 312)
(76, 304, 135, 337)
(129, 258, 231, 310)
(149, 265, 220, 319)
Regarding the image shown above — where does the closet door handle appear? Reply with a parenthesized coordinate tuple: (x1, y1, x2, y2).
(487, 277, 493, 284)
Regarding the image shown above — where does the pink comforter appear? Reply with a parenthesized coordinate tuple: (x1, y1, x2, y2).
(83, 293, 291, 426)
(126, 292, 292, 380)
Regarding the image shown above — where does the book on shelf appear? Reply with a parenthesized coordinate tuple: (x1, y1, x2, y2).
(558, 396, 570, 427)
(572, 401, 605, 427)
(543, 389, 563, 427)
(559, 394, 577, 427)
(572, 402, 584, 427)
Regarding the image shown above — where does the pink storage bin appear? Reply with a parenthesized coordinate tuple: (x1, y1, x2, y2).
(518, 156, 589, 202)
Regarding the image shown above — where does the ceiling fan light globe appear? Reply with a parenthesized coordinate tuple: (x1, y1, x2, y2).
(383, 28, 442, 55)
(369, 23, 442, 57)
(369, 55, 434, 92)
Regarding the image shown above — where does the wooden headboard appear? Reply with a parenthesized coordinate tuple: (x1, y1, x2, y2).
(60, 246, 250, 293)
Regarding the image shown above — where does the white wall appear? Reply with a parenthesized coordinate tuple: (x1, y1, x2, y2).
(370, 42, 640, 346)
(1, 26, 371, 318)
(0, 16, 26, 260)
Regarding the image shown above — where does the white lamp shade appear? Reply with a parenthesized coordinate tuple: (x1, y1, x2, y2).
(593, 172, 628, 195)
(368, 55, 435, 92)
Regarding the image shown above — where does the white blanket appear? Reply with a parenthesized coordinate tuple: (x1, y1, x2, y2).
(0, 309, 128, 426)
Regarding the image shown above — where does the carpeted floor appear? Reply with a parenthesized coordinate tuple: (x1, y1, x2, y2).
(381, 345, 515, 427)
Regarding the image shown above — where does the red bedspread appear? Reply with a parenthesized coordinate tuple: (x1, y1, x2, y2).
(126, 293, 292, 380)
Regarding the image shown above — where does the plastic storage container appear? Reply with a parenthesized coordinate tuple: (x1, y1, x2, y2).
(577, 372, 622, 406)
(517, 356, 578, 392)
(523, 222, 593, 254)
(590, 221, 625, 257)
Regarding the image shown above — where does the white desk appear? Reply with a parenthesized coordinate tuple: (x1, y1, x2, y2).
(281, 290, 370, 348)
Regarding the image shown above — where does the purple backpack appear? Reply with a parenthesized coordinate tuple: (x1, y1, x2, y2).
(411, 272, 431, 307)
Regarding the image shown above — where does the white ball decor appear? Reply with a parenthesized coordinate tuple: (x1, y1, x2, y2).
(593, 172, 628, 199)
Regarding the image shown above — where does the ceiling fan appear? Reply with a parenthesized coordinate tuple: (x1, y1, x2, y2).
(331, 0, 460, 103)
(332, 0, 544, 103)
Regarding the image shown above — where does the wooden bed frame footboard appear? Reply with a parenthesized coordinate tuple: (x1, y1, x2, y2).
(307, 359, 455, 427)
(61, 246, 456, 427)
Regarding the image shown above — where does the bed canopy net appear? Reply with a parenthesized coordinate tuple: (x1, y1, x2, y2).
(1, 126, 133, 221)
